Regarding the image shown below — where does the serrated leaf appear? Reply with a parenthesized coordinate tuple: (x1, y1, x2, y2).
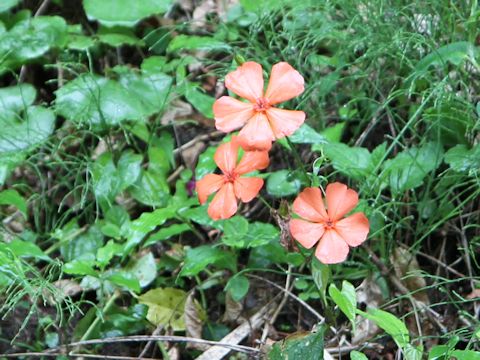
(64, 260, 98, 277)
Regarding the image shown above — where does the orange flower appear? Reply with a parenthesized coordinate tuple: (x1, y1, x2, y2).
(196, 137, 269, 220)
(213, 61, 305, 151)
(289, 183, 369, 264)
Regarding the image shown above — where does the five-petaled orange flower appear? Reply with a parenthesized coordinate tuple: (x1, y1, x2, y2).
(289, 183, 369, 264)
(213, 61, 305, 151)
(196, 136, 269, 220)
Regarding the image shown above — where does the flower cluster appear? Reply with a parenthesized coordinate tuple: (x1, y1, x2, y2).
(196, 61, 369, 264)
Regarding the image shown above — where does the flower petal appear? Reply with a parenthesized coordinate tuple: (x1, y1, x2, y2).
(335, 212, 369, 247)
(237, 112, 274, 151)
(266, 108, 305, 139)
(235, 151, 269, 175)
(208, 183, 238, 220)
(265, 62, 305, 104)
(213, 96, 254, 133)
(315, 229, 349, 264)
(325, 182, 359, 221)
(225, 62, 264, 102)
(233, 177, 264, 202)
(214, 139, 240, 174)
(290, 219, 324, 249)
(292, 187, 328, 222)
(196, 174, 224, 204)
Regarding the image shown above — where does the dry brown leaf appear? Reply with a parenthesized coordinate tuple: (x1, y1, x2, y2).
(222, 292, 244, 323)
(185, 291, 209, 351)
(352, 276, 384, 345)
(391, 247, 429, 304)
(161, 99, 193, 125)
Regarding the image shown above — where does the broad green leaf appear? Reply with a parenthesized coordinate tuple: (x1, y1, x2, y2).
(0, 106, 55, 152)
(97, 27, 143, 47)
(268, 328, 324, 360)
(0, 0, 19, 12)
(185, 84, 215, 118)
(130, 208, 177, 234)
(83, 0, 173, 27)
(130, 170, 170, 207)
(383, 142, 444, 194)
(64, 260, 98, 277)
(145, 224, 191, 245)
(357, 308, 410, 349)
(0, 84, 36, 112)
(288, 124, 327, 145)
(96, 240, 123, 268)
(167, 35, 230, 53)
(107, 271, 141, 293)
(350, 351, 368, 360)
(445, 144, 480, 173)
(222, 218, 279, 248)
(60, 225, 104, 262)
(127, 252, 157, 288)
(451, 350, 480, 360)
(0, 16, 67, 72)
(226, 275, 250, 302)
(179, 245, 236, 277)
(320, 123, 345, 143)
(415, 42, 478, 74)
(0, 189, 27, 218)
(322, 143, 371, 181)
(195, 146, 217, 180)
(138, 287, 187, 330)
(329, 281, 356, 329)
(55, 70, 172, 127)
(7, 239, 49, 260)
(267, 170, 302, 197)
(0, 152, 25, 185)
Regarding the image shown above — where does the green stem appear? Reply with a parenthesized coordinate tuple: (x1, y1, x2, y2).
(80, 290, 120, 342)
(285, 136, 309, 182)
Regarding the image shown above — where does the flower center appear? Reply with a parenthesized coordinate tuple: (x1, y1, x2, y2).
(325, 219, 335, 229)
(254, 97, 271, 112)
(224, 172, 238, 183)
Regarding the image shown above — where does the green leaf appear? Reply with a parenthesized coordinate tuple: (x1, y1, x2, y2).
(185, 84, 215, 118)
(0, 0, 20, 13)
(350, 351, 368, 360)
(145, 224, 191, 246)
(0, 84, 36, 112)
(60, 225, 104, 262)
(226, 275, 250, 302)
(322, 143, 372, 181)
(97, 27, 143, 47)
(222, 218, 279, 248)
(107, 271, 141, 293)
(268, 328, 324, 360)
(311, 259, 330, 305)
(96, 240, 123, 268)
(130, 208, 177, 234)
(415, 42, 478, 74)
(445, 144, 480, 173)
(357, 308, 410, 349)
(0, 189, 27, 218)
(0, 106, 55, 153)
(451, 350, 480, 360)
(0, 16, 67, 72)
(320, 123, 345, 143)
(383, 142, 444, 194)
(130, 170, 170, 207)
(179, 245, 235, 277)
(328, 281, 356, 329)
(167, 35, 230, 53)
(64, 260, 98, 277)
(55, 70, 172, 128)
(83, 0, 173, 27)
(127, 252, 157, 288)
(195, 146, 217, 180)
(288, 124, 327, 145)
(138, 287, 187, 330)
(7, 239, 49, 260)
(267, 170, 302, 197)
(0, 152, 25, 185)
